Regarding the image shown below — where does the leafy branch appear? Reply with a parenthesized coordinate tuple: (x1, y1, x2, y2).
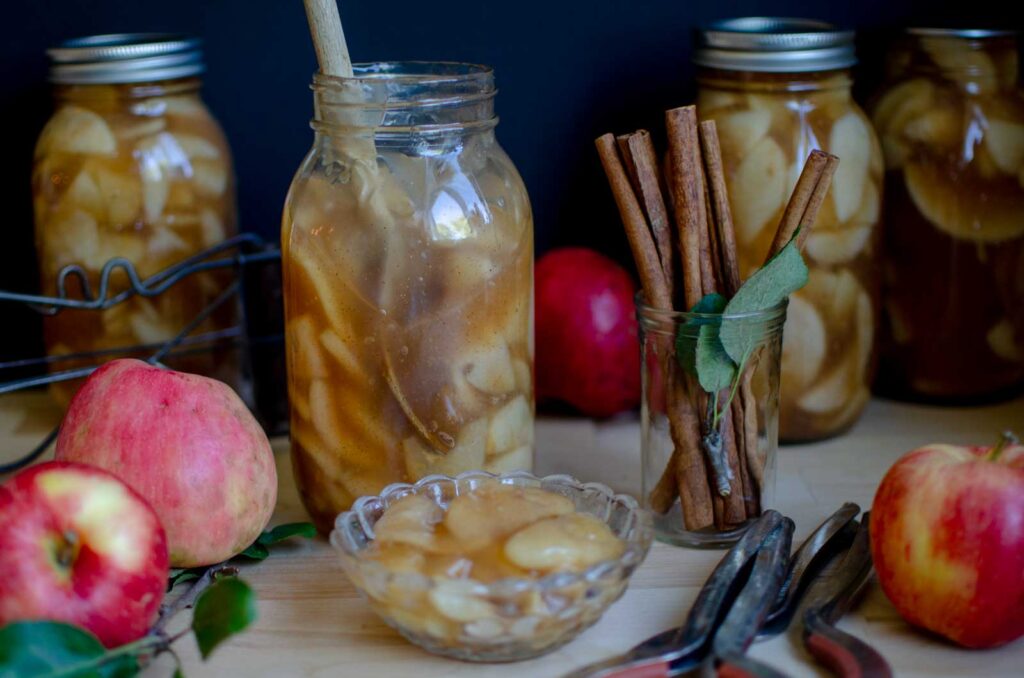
(0, 522, 315, 677)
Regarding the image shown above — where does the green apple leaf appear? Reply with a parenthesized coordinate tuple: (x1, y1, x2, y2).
(0, 621, 138, 677)
(720, 238, 807, 364)
(238, 542, 270, 560)
(191, 577, 257, 659)
(257, 522, 317, 546)
(167, 568, 204, 591)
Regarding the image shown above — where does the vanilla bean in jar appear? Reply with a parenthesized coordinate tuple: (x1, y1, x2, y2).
(871, 29, 1024, 402)
(693, 18, 883, 442)
(282, 63, 534, 532)
(32, 34, 244, 404)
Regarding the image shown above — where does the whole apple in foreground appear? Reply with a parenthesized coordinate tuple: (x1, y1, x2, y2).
(55, 359, 277, 568)
(0, 461, 169, 647)
(536, 247, 640, 418)
(870, 438, 1024, 648)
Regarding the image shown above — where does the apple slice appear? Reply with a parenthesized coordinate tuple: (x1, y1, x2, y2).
(172, 133, 221, 160)
(716, 108, 772, 160)
(806, 225, 873, 265)
(443, 482, 574, 550)
(199, 208, 226, 247)
(987, 319, 1023, 362)
(731, 136, 787, 244)
(781, 294, 827, 392)
(289, 315, 327, 381)
(984, 118, 1024, 175)
(903, 107, 963, 148)
(320, 328, 361, 377)
(429, 580, 495, 623)
(829, 113, 872, 224)
(91, 163, 143, 228)
(487, 395, 533, 456)
(191, 159, 228, 196)
(871, 78, 936, 170)
(920, 36, 998, 94)
(904, 161, 1024, 242)
(35, 106, 117, 158)
(62, 169, 103, 216)
(147, 226, 189, 259)
(402, 418, 487, 480)
(460, 339, 516, 396)
(484, 445, 533, 474)
(503, 513, 624, 571)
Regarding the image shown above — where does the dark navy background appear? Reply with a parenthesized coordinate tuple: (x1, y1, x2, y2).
(1, 1, 1019, 363)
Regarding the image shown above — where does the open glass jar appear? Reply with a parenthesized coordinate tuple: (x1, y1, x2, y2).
(282, 63, 534, 532)
(32, 34, 242, 404)
(871, 29, 1024, 402)
(638, 299, 784, 547)
(694, 19, 883, 442)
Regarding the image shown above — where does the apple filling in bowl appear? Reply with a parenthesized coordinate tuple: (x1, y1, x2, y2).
(331, 472, 650, 662)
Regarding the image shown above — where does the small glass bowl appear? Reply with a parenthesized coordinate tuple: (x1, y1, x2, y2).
(330, 470, 653, 662)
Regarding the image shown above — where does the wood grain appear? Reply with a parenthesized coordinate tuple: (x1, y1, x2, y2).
(1, 392, 1022, 677)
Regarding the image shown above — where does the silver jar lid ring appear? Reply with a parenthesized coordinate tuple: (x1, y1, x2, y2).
(47, 33, 204, 85)
(694, 17, 857, 73)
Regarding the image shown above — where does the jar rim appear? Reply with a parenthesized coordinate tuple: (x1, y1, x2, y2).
(907, 27, 1018, 39)
(635, 294, 789, 322)
(313, 61, 494, 88)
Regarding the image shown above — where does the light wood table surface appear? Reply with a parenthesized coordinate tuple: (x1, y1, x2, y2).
(2, 392, 1022, 677)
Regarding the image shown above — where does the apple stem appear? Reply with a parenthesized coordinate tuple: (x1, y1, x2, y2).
(987, 430, 1019, 462)
(56, 530, 79, 568)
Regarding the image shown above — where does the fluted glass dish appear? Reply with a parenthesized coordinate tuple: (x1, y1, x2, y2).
(330, 470, 652, 662)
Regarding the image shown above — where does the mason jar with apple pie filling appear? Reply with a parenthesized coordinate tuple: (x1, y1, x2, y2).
(871, 29, 1024, 402)
(282, 63, 534, 532)
(33, 34, 244, 405)
(694, 18, 883, 442)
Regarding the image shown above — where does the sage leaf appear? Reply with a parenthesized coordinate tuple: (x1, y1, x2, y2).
(695, 324, 736, 393)
(256, 522, 317, 546)
(721, 239, 808, 363)
(676, 292, 728, 377)
(0, 621, 138, 678)
(191, 577, 257, 659)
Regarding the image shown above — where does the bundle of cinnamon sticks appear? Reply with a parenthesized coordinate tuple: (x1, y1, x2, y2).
(596, 105, 838, 532)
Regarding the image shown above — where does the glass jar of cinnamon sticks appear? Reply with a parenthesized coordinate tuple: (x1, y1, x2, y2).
(694, 18, 883, 442)
(597, 101, 837, 545)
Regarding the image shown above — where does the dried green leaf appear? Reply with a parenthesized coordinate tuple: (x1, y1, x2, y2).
(676, 292, 728, 377)
(695, 324, 736, 393)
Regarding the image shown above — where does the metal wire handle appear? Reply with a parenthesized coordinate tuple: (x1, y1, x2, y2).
(0, 233, 282, 473)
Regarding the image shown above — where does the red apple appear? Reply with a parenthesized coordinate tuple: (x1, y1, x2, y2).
(536, 248, 640, 418)
(0, 461, 168, 647)
(55, 359, 277, 568)
(870, 440, 1024, 648)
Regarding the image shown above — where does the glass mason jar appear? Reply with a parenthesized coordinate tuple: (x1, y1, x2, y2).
(282, 63, 534, 532)
(871, 29, 1024, 402)
(32, 34, 242, 404)
(694, 19, 883, 442)
(638, 300, 784, 547)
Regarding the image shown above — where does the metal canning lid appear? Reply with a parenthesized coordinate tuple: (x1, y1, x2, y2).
(694, 17, 856, 73)
(907, 27, 1018, 39)
(47, 33, 204, 84)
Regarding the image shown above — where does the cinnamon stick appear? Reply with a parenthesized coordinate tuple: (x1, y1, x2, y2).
(595, 134, 672, 310)
(795, 154, 840, 250)
(596, 133, 714, 530)
(665, 106, 705, 311)
(698, 121, 742, 297)
(766, 150, 837, 261)
(626, 131, 675, 295)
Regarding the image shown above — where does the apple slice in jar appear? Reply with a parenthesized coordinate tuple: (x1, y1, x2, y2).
(919, 37, 998, 94)
(781, 294, 827, 393)
(829, 113, 873, 224)
(870, 78, 936, 169)
(904, 161, 1024, 242)
(503, 513, 624, 572)
(806, 226, 873, 265)
(983, 118, 1024, 175)
(716, 108, 772, 160)
(403, 418, 487, 480)
(487, 394, 533, 456)
(288, 315, 328, 381)
(731, 137, 788, 245)
(987, 319, 1023, 363)
(484, 446, 533, 475)
(35, 106, 117, 158)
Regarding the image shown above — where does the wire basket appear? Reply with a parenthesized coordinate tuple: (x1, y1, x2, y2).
(0, 233, 284, 473)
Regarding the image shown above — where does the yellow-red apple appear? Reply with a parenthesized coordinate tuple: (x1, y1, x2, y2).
(870, 440, 1024, 648)
(55, 359, 277, 567)
(0, 461, 169, 647)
